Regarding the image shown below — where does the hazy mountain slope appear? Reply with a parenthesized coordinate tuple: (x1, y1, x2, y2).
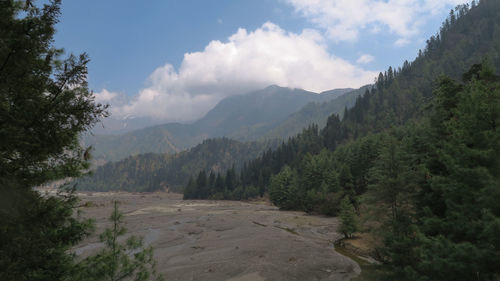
(81, 126, 183, 163)
(91, 116, 163, 135)
(194, 85, 353, 140)
(264, 85, 371, 139)
(192, 86, 320, 138)
(84, 86, 353, 162)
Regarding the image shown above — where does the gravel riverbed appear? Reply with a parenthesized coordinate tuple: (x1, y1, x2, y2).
(75, 192, 360, 281)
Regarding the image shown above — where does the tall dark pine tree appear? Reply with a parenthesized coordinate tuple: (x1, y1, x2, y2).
(214, 173, 224, 194)
(196, 170, 208, 199)
(368, 135, 416, 223)
(339, 196, 358, 238)
(322, 114, 342, 150)
(224, 166, 236, 192)
(0, 1, 107, 280)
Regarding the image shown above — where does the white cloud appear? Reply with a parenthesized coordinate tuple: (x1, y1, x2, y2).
(93, 89, 118, 103)
(110, 22, 377, 122)
(285, 0, 468, 43)
(356, 54, 374, 64)
(395, 38, 411, 47)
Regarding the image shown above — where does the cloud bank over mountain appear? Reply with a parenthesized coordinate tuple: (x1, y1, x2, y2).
(98, 22, 377, 123)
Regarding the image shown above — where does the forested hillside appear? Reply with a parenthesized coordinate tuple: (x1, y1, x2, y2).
(77, 138, 278, 192)
(184, 1, 500, 279)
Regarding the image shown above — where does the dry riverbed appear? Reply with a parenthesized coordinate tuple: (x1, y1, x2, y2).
(75, 192, 360, 281)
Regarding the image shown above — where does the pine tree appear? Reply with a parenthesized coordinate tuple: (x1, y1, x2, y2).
(0, 1, 108, 187)
(0, 1, 107, 280)
(368, 135, 416, 223)
(269, 166, 300, 210)
(339, 196, 358, 238)
(214, 173, 224, 194)
(76, 202, 163, 281)
(196, 170, 207, 199)
(183, 177, 196, 199)
(225, 166, 236, 192)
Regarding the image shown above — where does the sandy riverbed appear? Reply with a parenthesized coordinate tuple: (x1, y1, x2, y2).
(75, 192, 360, 281)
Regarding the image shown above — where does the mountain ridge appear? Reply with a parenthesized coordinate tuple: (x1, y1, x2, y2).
(84, 85, 358, 161)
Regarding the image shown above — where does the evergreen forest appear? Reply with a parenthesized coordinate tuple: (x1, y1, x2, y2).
(77, 138, 279, 192)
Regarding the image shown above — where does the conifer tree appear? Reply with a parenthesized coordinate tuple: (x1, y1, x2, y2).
(368, 135, 415, 223)
(339, 196, 358, 238)
(269, 166, 299, 210)
(76, 202, 163, 281)
(0, 1, 107, 280)
(214, 173, 224, 194)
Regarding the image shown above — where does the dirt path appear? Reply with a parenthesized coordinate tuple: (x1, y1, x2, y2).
(76, 192, 360, 281)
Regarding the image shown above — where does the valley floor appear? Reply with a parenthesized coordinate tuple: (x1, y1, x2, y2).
(75, 192, 360, 281)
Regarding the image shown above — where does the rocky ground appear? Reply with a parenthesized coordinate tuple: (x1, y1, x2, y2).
(75, 192, 360, 281)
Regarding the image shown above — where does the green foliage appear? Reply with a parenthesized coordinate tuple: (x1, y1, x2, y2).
(0, 1, 107, 280)
(0, 2, 163, 280)
(0, 0, 107, 187)
(239, 124, 323, 191)
(368, 134, 419, 223)
(408, 63, 499, 281)
(76, 202, 163, 281)
(339, 196, 358, 238)
(184, 166, 262, 201)
(269, 166, 300, 209)
(0, 186, 94, 281)
(370, 62, 500, 281)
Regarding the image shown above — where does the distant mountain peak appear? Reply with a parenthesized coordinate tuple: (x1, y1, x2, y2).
(264, 84, 285, 90)
(261, 84, 305, 94)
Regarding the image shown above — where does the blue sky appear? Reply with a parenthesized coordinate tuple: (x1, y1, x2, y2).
(54, 0, 467, 122)
(55, 0, 305, 94)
